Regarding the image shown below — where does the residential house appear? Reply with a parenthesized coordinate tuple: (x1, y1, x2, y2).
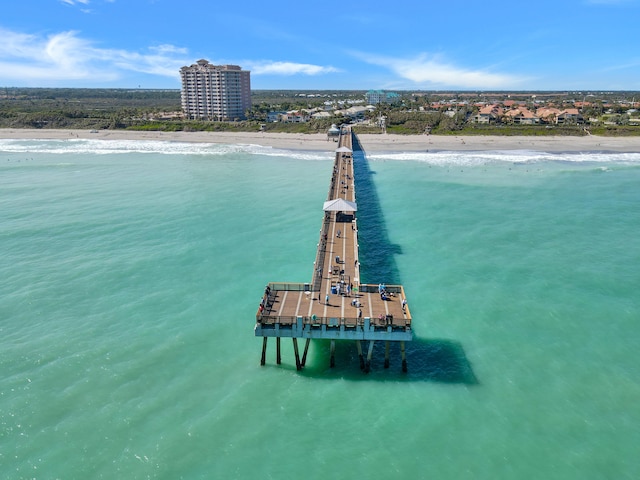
(335, 106, 369, 121)
(281, 110, 310, 123)
(267, 111, 286, 122)
(556, 108, 583, 124)
(536, 107, 561, 124)
(503, 107, 539, 125)
(474, 104, 503, 124)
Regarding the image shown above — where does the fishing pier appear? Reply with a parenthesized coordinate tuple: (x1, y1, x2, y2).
(254, 129, 412, 372)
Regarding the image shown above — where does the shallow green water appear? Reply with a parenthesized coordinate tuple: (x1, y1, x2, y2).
(1, 139, 639, 479)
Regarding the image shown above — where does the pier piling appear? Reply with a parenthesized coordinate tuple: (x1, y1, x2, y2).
(260, 337, 267, 366)
(384, 341, 390, 369)
(401, 341, 407, 373)
(365, 340, 375, 373)
(330, 340, 336, 368)
(293, 338, 301, 371)
(301, 338, 310, 367)
(356, 340, 365, 371)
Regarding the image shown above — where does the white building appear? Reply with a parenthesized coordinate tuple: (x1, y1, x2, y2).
(366, 90, 401, 105)
(180, 60, 251, 120)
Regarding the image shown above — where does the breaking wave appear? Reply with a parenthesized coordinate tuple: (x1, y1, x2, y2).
(366, 150, 640, 166)
(0, 138, 332, 161)
(2, 138, 639, 166)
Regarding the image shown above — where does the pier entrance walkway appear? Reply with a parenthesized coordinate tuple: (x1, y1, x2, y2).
(255, 129, 412, 372)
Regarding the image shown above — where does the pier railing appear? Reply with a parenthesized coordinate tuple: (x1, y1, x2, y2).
(256, 282, 410, 327)
(266, 282, 311, 292)
(256, 314, 410, 328)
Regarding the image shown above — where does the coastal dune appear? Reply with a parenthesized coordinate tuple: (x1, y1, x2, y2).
(1, 128, 639, 153)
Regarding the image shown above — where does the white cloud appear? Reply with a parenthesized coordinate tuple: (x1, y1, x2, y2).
(60, 0, 90, 5)
(0, 28, 189, 85)
(249, 61, 339, 76)
(0, 27, 339, 85)
(150, 44, 189, 55)
(356, 52, 524, 89)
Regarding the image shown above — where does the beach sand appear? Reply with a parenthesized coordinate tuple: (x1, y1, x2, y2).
(1, 128, 639, 153)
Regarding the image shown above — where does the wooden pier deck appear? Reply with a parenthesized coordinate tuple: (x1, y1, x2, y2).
(255, 129, 412, 372)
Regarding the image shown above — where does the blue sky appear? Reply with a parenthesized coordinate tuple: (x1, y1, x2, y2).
(2, 0, 640, 90)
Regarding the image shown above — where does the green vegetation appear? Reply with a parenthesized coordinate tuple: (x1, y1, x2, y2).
(588, 125, 640, 136)
(1, 87, 639, 136)
(0, 88, 347, 133)
(0, 87, 180, 130)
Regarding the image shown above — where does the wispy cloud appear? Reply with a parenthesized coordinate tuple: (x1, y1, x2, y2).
(248, 61, 339, 76)
(0, 27, 339, 86)
(60, 0, 116, 13)
(355, 52, 524, 89)
(0, 28, 188, 84)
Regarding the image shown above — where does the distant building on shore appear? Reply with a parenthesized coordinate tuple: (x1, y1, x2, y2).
(180, 60, 251, 121)
(366, 90, 400, 105)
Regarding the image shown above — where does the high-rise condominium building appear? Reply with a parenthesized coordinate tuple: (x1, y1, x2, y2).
(180, 60, 251, 120)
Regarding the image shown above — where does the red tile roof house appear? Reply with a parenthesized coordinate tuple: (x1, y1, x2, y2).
(474, 104, 503, 124)
(535, 107, 562, 124)
(503, 107, 540, 125)
(556, 108, 584, 124)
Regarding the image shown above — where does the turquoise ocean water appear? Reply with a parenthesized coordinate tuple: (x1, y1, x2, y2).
(1, 137, 639, 479)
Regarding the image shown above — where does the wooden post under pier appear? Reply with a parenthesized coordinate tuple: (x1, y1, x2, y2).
(293, 338, 301, 371)
(384, 340, 390, 369)
(356, 340, 364, 371)
(330, 340, 336, 368)
(301, 338, 311, 367)
(401, 341, 407, 373)
(260, 337, 267, 366)
(365, 340, 375, 373)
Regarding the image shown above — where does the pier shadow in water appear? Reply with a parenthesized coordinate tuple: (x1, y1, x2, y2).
(352, 134, 403, 283)
(299, 338, 477, 385)
(295, 134, 477, 384)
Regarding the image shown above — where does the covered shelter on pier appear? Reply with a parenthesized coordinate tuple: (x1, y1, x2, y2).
(335, 146, 352, 154)
(323, 198, 357, 223)
(323, 198, 357, 212)
(327, 124, 341, 141)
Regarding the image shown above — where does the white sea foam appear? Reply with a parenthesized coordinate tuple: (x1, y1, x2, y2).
(2, 138, 639, 165)
(366, 150, 640, 166)
(0, 138, 332, 161)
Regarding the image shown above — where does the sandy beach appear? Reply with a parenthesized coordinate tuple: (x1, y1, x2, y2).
(1, 128, 640, 153)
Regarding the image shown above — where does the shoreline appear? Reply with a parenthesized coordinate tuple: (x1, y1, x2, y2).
(1, 128, 640, 153)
